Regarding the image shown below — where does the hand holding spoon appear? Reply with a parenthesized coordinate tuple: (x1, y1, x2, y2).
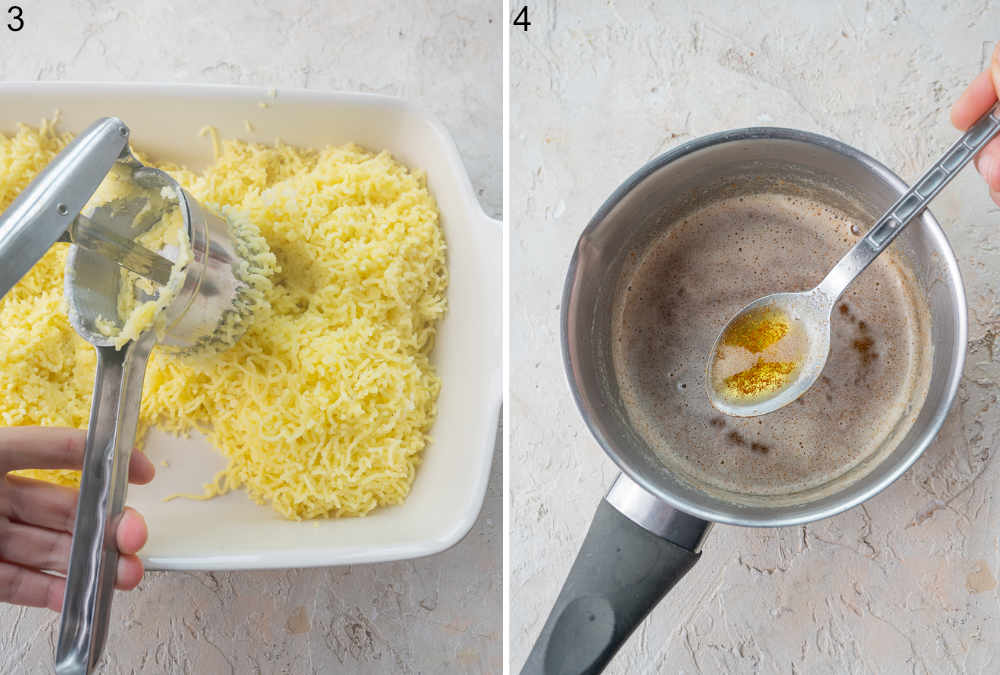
(707, 102, 1000, 417)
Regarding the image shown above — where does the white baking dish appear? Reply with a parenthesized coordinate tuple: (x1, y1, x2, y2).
(0, 82, 501, 570)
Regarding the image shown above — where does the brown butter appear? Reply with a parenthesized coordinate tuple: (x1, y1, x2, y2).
(611, 193, 931, 497)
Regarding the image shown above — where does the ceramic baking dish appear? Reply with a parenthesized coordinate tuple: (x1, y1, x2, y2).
(0, 82, 501, 570)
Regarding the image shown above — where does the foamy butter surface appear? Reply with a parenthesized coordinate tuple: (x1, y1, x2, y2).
(612, 193, 932, 497)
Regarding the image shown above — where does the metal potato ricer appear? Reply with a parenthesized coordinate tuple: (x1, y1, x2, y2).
(0, 117, 268, 674)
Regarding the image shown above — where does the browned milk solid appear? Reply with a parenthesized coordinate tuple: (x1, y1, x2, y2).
(612, 193, 931, 496)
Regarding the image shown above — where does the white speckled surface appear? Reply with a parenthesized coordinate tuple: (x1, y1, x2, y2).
(512, 2, 1000, 673)
(0, 2, 500, 673)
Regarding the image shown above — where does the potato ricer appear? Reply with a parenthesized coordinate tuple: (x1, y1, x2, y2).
(0, 117, 270, 675)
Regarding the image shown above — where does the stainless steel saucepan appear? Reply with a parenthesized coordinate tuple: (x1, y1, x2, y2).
(523, 128, 967, 674)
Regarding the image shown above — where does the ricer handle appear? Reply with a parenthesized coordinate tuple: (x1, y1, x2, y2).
(0, 117, 128, 300)
(55, 335, 153, 675)
(522, 473, 712, 675)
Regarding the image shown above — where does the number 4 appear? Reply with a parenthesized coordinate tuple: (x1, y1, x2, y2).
(513, 5, 530, 31)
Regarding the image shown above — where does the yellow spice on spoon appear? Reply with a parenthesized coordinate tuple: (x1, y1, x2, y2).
(711, 304, 805, 405)
(723, 359, 797, 398)
(722, 305, 790, 353)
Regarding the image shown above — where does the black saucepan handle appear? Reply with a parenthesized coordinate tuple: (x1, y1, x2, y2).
(522, 473, 711, 675)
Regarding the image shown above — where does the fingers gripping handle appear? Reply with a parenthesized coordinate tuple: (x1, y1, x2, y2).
(56, 337, 153, 675)
(864, 101, 1000, 254)
(818, 101, 1000, 302)
(522, 475, 710, 675)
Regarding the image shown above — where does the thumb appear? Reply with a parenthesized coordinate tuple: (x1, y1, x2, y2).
(993, 42, 1000, 99)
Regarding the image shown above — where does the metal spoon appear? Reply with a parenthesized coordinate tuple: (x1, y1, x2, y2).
(707, 102, 1000, 417)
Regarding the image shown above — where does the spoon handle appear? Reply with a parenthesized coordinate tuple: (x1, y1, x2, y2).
(817, 101, 1000, 301)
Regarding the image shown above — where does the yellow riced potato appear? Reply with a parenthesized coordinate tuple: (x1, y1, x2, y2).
(1, 121, 448, 520)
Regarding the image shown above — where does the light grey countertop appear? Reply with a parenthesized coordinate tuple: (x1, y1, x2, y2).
(0, 2, 501, 673)
(512, 1, 1000, 673)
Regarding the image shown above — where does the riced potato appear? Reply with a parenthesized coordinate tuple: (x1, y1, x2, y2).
(0, 121, 448, 519)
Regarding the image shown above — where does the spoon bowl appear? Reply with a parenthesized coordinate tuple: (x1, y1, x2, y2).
(706, 290, 831, 417)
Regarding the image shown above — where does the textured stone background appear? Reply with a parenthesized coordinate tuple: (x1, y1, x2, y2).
(0, 1, 501, 673)
(512, 1, 1000, 673)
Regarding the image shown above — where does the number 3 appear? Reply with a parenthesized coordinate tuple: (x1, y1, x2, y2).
(8, 5, 22, 32)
